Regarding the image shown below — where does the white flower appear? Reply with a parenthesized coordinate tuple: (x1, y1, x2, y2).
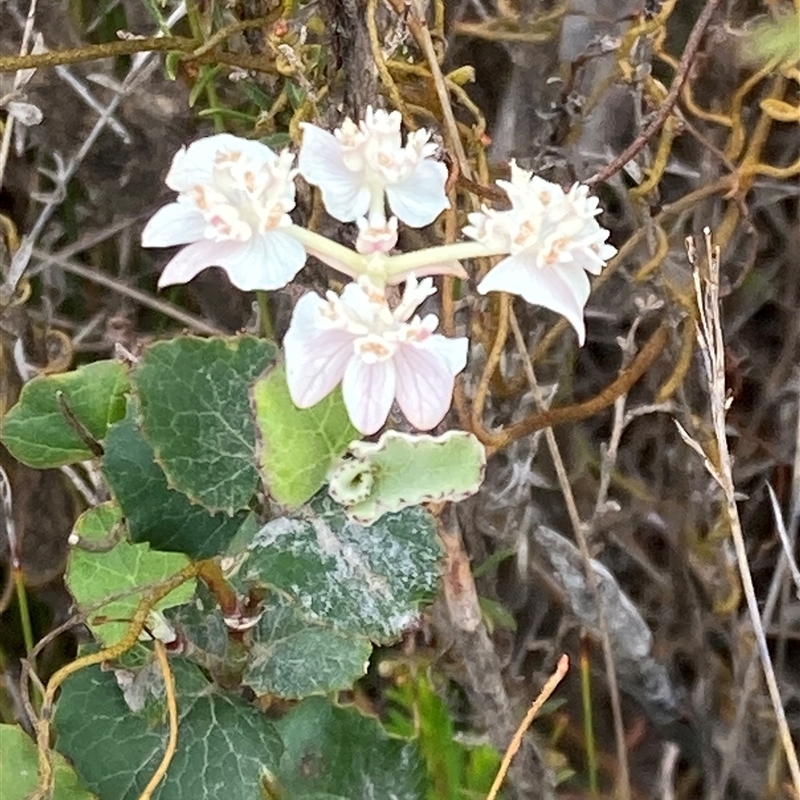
(298, 107, 449, 228)
(142, 133, 306, 291)
(284, 276, 467, 435)
(464, 161, 617, 344)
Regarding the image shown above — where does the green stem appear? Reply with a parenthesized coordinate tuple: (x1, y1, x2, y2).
(285, 225, 368, 274)
(184, 0, 225, 132)
(580, 636, 598, 796)
(256, 291, 275, 339)
(284, 224, 506, 283)
(384, 240, 505, 276)
(14, 568, 36, 676)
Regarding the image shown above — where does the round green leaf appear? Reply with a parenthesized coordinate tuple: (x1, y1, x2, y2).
(245, 593, 372, 698)
(274, 697, 425, 800)
(0, 724, 95, 800)
(103, 401, 247, 558)
(166, 588, 372, 699)
(66, 503, 196, 647)
(328, 431, 486, 525)
(252, 364, 357, 508)
(0, 360, 128, 467)
(236, 494, 442, 641)
(54, 657, 283, 800)
(132, 336, 276, 514)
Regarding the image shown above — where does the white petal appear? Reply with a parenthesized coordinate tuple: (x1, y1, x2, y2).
(385, 160, 449, 227)
(339, 280, 380, 326)
(299, 124, 370, 222)
(223, 231, 306, 291)
(157, 239, 246, 288)
(477, 254, 591, 344)
(166, 134, 276, 191)
(342, 359, 396, 435)
(142, 202, 206, 247)
(393, 336, 467, 430)
(157, 234, 305, 292)
(284, 293, 355, 408)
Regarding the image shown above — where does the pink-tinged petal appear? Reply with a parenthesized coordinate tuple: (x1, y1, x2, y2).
(222, 231, 306, 291)
(157, 239, 247, 288)
(142, 202, 206, 247)
(157, 234, 305, 292)
(284, 293, 355, 408)
(298, 124, 369, 222)
(393, 335, 467, 430)
(342, 359, 396, 435)
(385, 160, 449, 227)
(479, 254, 591, 344)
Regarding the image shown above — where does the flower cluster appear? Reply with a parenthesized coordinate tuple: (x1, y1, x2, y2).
(298, 107, 449, 238)
(464, 162, 617, 344)
(142, 110, 616, 435)
(142, 134, 305, 291)
(284, 276, 467, 435)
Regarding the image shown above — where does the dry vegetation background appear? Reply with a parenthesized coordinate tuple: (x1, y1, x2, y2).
(1, 0, 799, 798)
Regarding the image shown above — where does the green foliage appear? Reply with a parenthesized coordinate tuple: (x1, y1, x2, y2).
(234, 493, 442, 641)
(66, 503, 195, 646)
(54, 656, 284, 800)
(741, 12, 800, 66)
(0, 360, 127, 467)
(384, 667, 503, 800)
(0, 724, 95, 800)
(244, 593, 373, 698)
(272, 697, 426, 800)
(328, 431, 486, 525)
(166, 586, 372, 699)
(103, 401, 247, 558)
(252, 363, 358, 508)
(131, 335, 276, 514)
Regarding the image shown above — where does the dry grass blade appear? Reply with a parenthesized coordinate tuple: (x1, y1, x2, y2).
(766, 484, 800, 599)
(684, 228, 800, 796)
(509, 309, 631, 800)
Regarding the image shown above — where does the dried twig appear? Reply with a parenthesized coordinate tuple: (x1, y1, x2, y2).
(508, 309, 632, 800)
(682, 228, 800, 797)
(32, 247, 224, 335)
(766, 484, 800, 599)
(486, 654, 569, 800)
(0, 0, 39, 192)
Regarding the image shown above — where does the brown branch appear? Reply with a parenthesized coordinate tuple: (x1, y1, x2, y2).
(0, 35, 277, 75)
(486, 323, 670, 454)
(0, 36, 196, 72)
(584, 0, 723, 188)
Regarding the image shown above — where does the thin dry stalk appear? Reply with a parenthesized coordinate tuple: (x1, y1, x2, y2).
(2, 3, 188, 294)
(509, 309, 632, 800)
(683, 228, 800, 796)
(766, 484, 800, 599)
(0, 0, 38, 192)
(486, 654, 569, 800)
(32, 248, 223, 335)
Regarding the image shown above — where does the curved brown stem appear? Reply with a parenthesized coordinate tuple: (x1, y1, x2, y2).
(484, 323, 670, 455)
